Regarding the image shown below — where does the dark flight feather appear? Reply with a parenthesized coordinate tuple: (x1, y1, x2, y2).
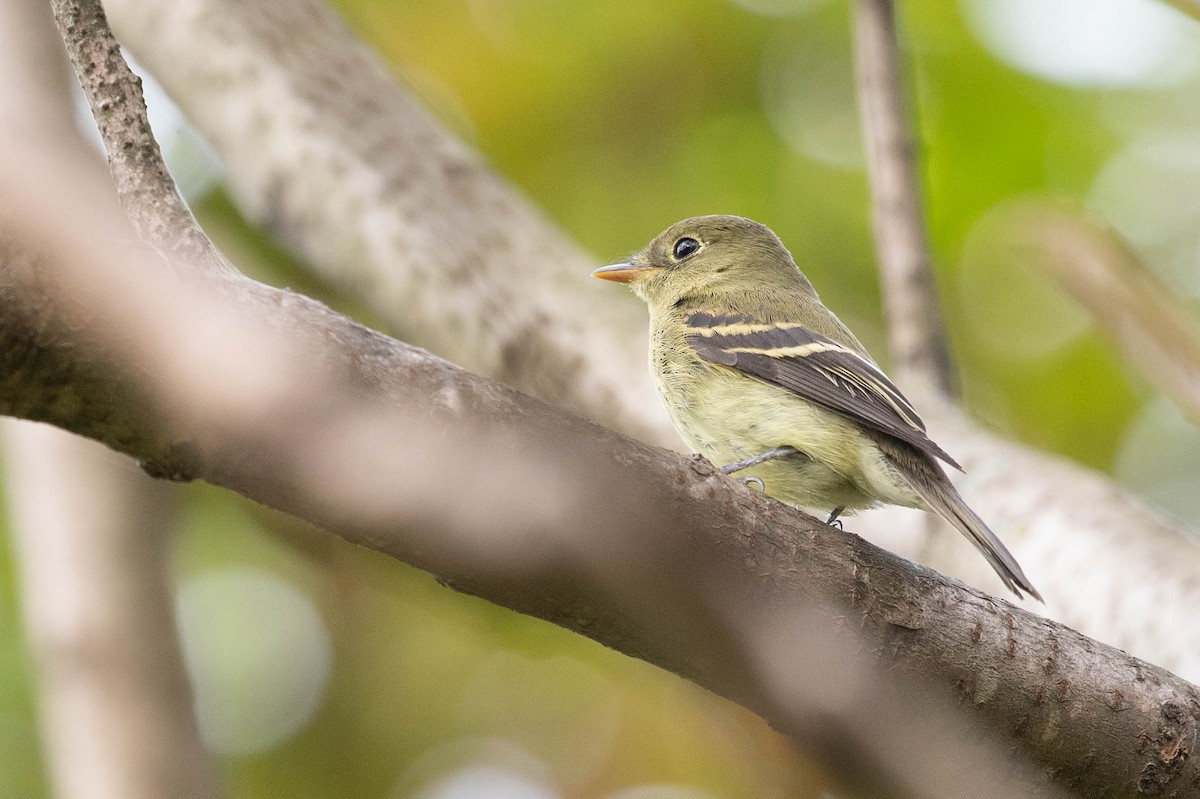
(685, 312, 961, 470)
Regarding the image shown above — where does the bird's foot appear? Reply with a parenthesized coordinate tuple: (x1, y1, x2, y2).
(720, 446, 798, 475)
(825, 506, 845, 530)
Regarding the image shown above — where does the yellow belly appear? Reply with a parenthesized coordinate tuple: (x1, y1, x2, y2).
(654, 353, 921, 513)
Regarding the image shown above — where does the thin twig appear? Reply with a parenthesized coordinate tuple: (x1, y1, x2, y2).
(50, 0, 227, 270)
(852, 0, 954, 395)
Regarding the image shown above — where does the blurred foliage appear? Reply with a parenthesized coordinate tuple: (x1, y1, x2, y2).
(4, 0, 1200, 796)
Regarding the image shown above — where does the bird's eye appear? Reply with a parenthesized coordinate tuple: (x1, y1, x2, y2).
(672, 237, 701, 260)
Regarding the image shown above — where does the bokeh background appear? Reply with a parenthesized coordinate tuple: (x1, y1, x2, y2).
(3, 0, 1200, 796)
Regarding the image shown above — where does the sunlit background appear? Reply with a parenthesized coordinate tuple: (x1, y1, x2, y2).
(3, 0, 1200, 796)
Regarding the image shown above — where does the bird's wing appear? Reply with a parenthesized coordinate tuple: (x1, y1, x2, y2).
(685, 311, 960, 469)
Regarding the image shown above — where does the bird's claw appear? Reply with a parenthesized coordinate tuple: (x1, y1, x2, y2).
(738, 476, 766, 493)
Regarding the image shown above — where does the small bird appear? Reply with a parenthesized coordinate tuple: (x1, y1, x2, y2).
(593, 215, 1040, 601)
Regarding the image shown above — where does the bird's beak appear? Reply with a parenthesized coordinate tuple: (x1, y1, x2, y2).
(591, 262, 654, 283)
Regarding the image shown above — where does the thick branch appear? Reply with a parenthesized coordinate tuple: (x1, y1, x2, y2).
(852, 0, 953, 394)
(44, 0, 1200, 791)
(91, 0, 1020, 607)
(102, 0, 1200, 689)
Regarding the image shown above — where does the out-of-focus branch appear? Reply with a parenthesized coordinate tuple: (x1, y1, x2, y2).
(1024, 205, 1200, 429)
(2, 421, 216, 799)
(852, 0, 954, 395)
(8, 8, 1055, 792)
(1, 153, 1060, 799)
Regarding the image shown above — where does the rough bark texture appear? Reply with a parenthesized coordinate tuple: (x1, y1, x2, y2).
(52, 0, 220, 267)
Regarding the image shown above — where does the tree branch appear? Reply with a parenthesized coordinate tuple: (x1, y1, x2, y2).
(7, 9, 1051, 789)
(2, 421, 216, 799)
(50, 0, 223, 268)
(852, 0, 953, 395)
(1022, 204, 1200, 429)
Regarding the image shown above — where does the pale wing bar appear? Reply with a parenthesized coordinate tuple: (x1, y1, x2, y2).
(685, 312, 960, 469)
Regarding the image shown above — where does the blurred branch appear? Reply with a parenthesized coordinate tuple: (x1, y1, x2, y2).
(852, 0, 954, 395)
(0, 165, 1107, 799)
(2, 421, 216, 799)
(1022, 205, 1200, 430)
(98, 0, 1200, 693)
(4, 5, 1062, 794)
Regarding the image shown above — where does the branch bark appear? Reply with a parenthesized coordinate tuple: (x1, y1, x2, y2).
(0, 152, 1058, 799)
(5, 5, 1050, 793)
(51, 0, 223, 268)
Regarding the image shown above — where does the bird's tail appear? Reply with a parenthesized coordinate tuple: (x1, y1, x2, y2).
(904, 470, 1042, 602)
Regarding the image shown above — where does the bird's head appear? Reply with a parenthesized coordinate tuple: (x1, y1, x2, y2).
(592, 215, 814, 307)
